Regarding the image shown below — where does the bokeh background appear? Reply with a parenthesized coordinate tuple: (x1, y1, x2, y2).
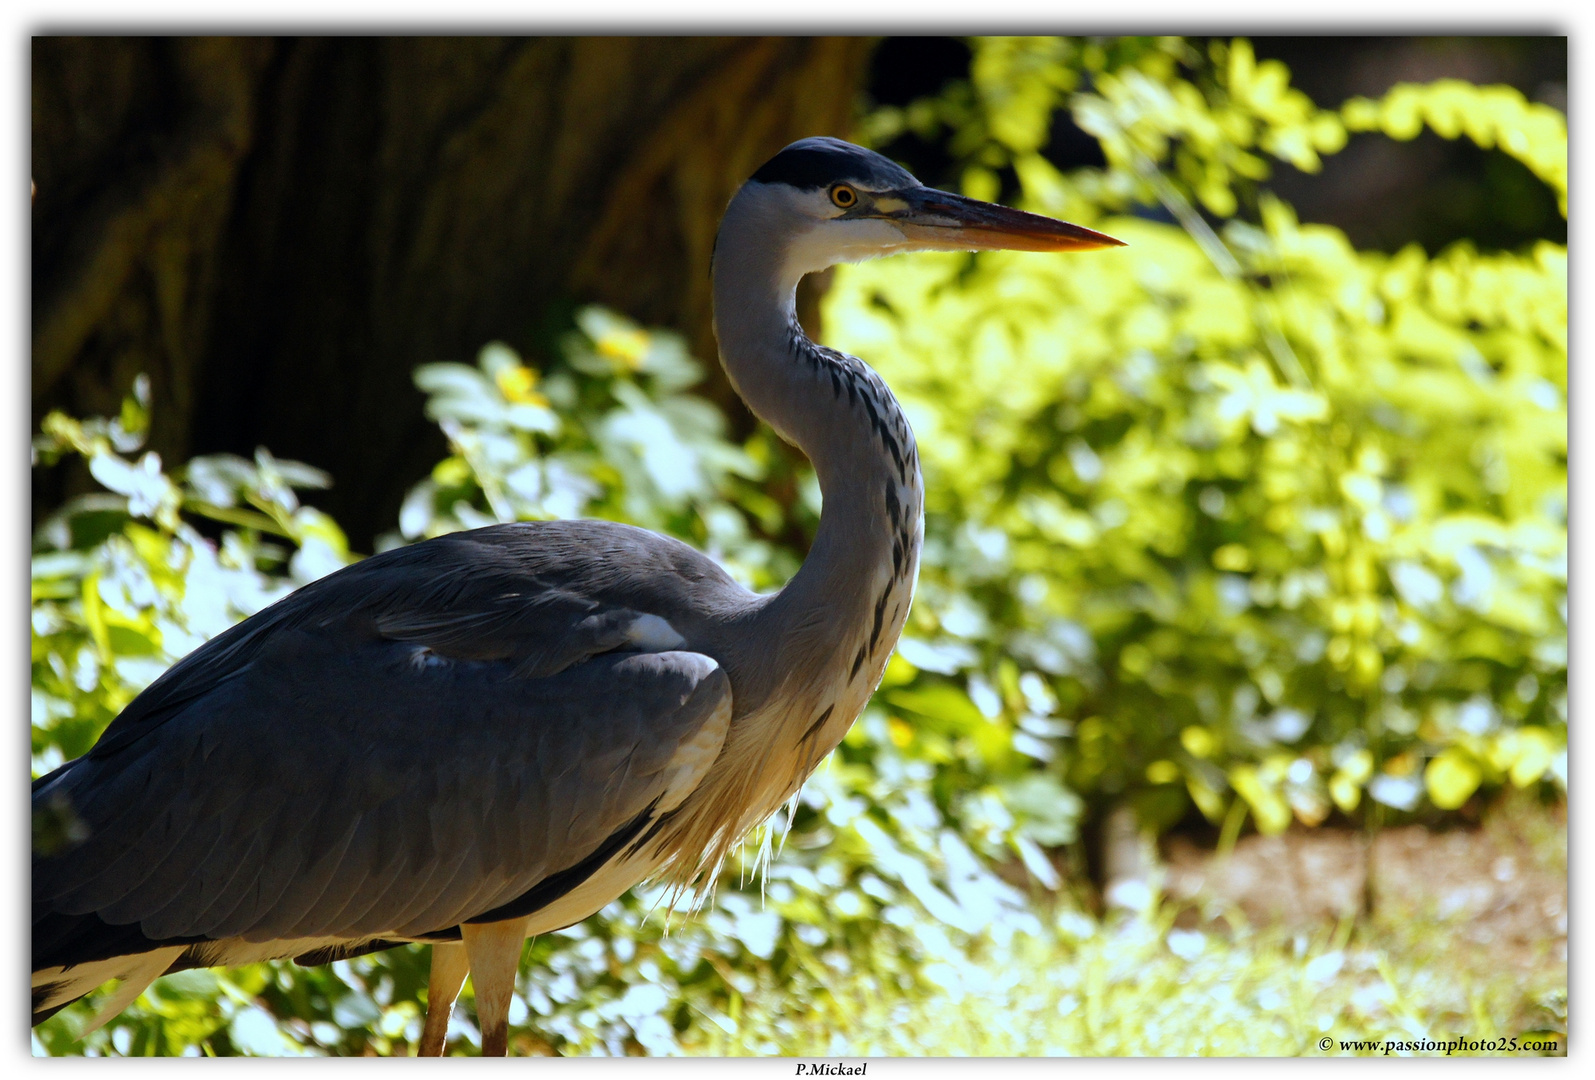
(32, 35, 1566, 1056)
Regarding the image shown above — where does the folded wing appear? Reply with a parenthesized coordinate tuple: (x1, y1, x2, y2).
(34, 528, 733, 976)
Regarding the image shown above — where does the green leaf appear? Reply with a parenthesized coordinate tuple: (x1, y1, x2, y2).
(884, 685, 987, 730)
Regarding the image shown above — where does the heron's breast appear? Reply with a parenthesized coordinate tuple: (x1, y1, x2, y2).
(772, 506, 923, 811)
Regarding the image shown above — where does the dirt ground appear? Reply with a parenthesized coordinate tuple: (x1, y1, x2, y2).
(1160, 795, 1567, 975)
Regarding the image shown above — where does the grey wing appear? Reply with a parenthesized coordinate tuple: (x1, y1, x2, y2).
(33, 616, 730, 964)
(64, 524, 709, 769)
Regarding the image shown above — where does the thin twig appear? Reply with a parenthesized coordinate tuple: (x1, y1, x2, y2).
(1133, 154, 1313, 390)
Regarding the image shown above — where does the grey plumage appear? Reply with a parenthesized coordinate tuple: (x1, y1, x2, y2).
(33, 136, 1122, 1053)
(36, 525, 737, 947)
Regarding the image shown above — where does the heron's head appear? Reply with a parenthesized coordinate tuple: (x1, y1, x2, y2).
(723, 136, 1123, 284)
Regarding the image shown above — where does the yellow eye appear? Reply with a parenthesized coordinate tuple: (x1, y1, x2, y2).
(830, 184, 858, 209)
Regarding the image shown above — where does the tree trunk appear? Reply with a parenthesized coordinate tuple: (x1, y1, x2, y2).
(32, 36, 874, 547)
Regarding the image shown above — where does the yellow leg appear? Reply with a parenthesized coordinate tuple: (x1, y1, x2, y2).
(417, 941, 470, 1056)
(460, 918, 530, 1057)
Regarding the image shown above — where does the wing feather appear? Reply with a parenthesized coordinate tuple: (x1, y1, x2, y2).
(34, 522, 741, 978)
(243, 815, 363, 940)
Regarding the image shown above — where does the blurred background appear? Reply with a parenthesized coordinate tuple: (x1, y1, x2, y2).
(32, 36, 1566, 1056)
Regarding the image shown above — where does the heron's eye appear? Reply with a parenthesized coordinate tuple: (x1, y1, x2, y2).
(830, 184, 858, 209)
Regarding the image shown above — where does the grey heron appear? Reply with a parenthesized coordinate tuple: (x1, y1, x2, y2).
(32, 136, 1121, 1056)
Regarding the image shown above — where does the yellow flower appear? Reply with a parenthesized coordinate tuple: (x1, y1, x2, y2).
(596, 328, 651, 371)
(494, 365, 548, 406)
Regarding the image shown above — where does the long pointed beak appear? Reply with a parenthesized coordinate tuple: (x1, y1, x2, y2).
(883, 186, 1124, 253)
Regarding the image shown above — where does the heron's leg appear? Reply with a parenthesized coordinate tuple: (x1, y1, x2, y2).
(460, 917, 530, 1057)
(417, 941, 470, 1056)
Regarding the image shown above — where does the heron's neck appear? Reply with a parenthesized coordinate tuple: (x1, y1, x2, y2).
(712, 232, 923, 677)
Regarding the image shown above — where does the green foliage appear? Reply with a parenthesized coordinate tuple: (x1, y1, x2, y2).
(835, 36, 1565, 840)
(715, 790, 1564, 1056)
(709, 899, 1566, 1056)
(1341, 79, 1567, 213)
(387, 308, 798, 590)
(31, 37, 1565, 1056)
(31, 381, 352, 783)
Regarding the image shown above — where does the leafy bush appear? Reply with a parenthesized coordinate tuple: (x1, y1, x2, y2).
(32, 37, 1564, 1056)
(31, 383, 353, 785)
(840, 36, 1565, 839)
